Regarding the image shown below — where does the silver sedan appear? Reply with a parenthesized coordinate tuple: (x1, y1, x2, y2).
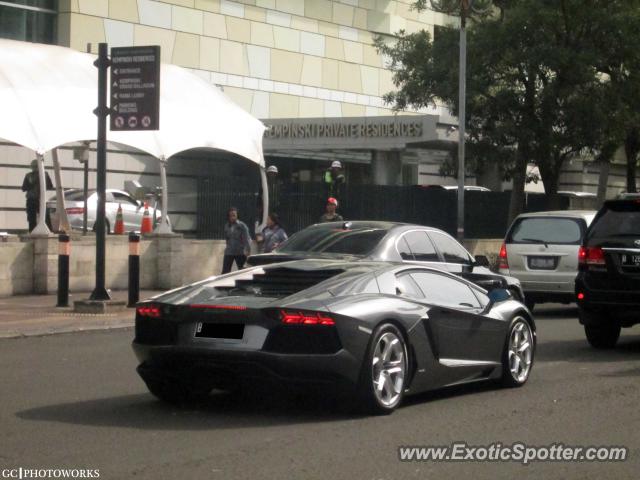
(47, 189, 162, 233)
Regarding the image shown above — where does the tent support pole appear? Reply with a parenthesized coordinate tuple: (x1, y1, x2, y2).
(30, 153, 51, 236)
(154, 157, 173, 234)
(259, 166, 269, 232)
(52, 148, 70, 232)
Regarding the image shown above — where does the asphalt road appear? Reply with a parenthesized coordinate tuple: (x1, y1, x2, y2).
(1, 305, 639, 480)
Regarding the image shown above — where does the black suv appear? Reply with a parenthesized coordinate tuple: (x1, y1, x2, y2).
(576, 198, 640, 348)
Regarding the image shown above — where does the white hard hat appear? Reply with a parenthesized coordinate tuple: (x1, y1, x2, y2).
(331, 161, 342, 169)
(266, 165, 278, 174)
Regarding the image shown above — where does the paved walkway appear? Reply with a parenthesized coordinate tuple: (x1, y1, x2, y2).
(0, 290, 163, 339)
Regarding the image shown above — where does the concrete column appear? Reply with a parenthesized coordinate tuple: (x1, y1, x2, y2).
(153, 233, 184, 289)
(32, 235, 58, 293)
(371, 150, 403, 186)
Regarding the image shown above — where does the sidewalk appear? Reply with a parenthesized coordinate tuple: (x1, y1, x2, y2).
(0, 290, 164, 339)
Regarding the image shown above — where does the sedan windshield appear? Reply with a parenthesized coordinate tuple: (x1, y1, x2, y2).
(277, 227, 388, 256)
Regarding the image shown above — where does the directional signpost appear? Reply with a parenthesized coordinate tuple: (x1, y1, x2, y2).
(88, 44, 160, 304)
(110, 46, 160, 131)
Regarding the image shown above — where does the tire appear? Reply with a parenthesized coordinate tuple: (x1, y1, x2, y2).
(584, 324, 620, 349)
(144, 377, 212, 405)
(501, 317, 534, 388)
(355, 323, 408, 415)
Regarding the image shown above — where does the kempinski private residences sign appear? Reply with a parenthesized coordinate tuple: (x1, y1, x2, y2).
(262, 115, 440, 150)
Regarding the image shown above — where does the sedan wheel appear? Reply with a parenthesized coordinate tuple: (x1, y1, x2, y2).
(502, 317, 534, 387)
(357, 324, 407, 415)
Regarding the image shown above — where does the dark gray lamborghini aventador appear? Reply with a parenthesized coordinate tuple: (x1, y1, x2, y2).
(133, 260, 536, 414)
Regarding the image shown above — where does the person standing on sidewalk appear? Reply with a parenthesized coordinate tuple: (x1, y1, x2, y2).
(319, 197, 343, 223)
(21, 159, 54, 232)
(222, 207, 252, 274)
(257, 212, 288, 253)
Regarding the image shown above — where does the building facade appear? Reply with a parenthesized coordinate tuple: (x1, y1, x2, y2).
(1, 0, 635, 234)
(1, 0, 464, 233)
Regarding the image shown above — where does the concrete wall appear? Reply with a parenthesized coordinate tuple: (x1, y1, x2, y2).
(0, 234, 507, 297)
(0, 234, 231, 297)
(463, 238, 503, 269)
(0, 238, 33, 296)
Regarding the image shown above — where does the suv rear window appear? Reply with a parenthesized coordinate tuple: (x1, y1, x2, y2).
(588, 202, 640, 239)
(507, 217, 584, 245)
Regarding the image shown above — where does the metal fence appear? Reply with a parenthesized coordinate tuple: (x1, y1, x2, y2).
(197, 177, 587, 240)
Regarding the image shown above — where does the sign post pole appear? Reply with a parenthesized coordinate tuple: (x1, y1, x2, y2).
(90, 42, 111, 301)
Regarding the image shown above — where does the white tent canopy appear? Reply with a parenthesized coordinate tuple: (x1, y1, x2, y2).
(0, 39, 267, 234)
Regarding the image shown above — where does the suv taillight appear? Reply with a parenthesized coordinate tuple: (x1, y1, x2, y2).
(578, 246, 605, 266)
(498, 243, 509, 270)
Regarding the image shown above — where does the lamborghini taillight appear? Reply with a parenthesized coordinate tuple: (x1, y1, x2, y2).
(280, 310, 335, 326)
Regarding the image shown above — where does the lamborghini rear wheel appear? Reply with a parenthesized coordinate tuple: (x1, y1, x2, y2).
(356, 323, 408, 415)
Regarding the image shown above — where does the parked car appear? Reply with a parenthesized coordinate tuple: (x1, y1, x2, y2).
(133, 260, 535, 414)
(247, 221, 524, 301)
(47, 188, 162, 233)
(576, 198, 640, 348)
(498, 210, 596, 310)
(424, 185, 492, 192)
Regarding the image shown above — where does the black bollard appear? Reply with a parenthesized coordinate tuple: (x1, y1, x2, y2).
(57, 234, 70, 307)
(128, 232, 140, 307)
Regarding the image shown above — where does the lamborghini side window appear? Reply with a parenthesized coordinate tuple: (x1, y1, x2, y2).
(410, 271, 481, 308)
(395, 273, 423, 299)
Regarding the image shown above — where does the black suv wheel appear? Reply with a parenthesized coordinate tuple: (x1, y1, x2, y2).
(584, 324, 621, 349)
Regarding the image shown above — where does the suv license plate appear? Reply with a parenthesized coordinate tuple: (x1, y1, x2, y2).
(529, 256, 556, 270)
(621, 254, 640, 266)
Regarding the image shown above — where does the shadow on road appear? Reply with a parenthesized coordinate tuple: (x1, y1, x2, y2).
(16, 389, 357, 431)
(536, 335, 640, 364)
(533, 305, 579, 318)
(402, 381, 499, 409)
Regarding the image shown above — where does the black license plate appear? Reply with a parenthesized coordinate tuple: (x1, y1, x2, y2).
(621, 254, 640, 266)
(528, 256, 556, 270)
(195, 323, 244, 339)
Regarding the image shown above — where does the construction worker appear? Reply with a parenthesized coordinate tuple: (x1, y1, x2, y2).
(21, 159, 54, 232)
(319, 197, 343, 223)
(323, 160, 345, 202)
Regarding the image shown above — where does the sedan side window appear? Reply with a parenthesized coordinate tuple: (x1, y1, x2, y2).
(403, 231, 440, 262)
(112, 192, 139, 207)
(429, 231, 472, 264)
(397, 236, 414, 260)
(410, 271, 481, 308)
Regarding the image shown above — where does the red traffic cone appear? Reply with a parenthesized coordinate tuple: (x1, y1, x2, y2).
(140, 202, 152, 234)
(114, 204, 125, 235)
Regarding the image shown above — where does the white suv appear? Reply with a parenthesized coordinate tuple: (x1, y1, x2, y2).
(498, 210, 596, 310)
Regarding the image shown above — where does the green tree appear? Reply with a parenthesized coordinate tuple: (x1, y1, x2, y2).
(376, 0, 640, 217)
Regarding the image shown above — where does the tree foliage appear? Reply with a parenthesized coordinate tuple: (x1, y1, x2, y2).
(375, 0, 640, 200)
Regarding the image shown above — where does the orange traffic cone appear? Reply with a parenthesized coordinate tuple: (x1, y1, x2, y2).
(114, 204, 125, 234)
(140, 201, 152, 234)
